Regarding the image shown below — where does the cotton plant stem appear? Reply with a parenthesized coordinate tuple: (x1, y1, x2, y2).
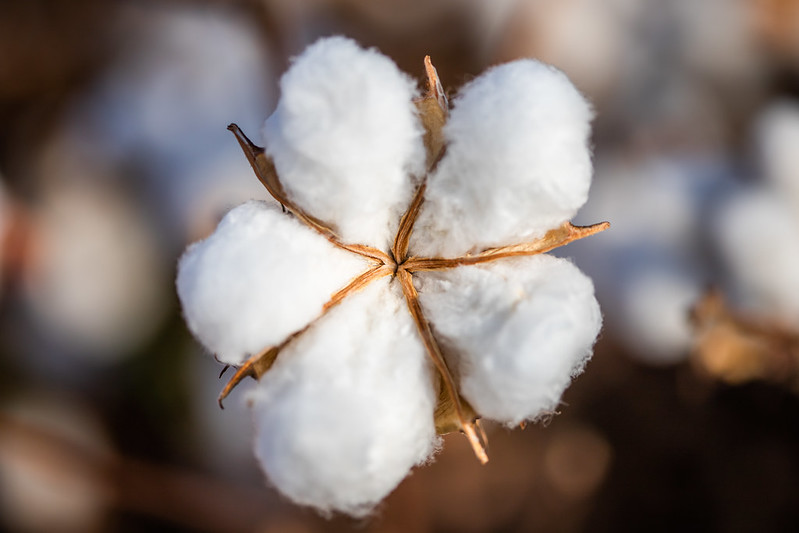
(227, 124, 392, 265)
(403, 221, 610, 272)
(396, 268, 489, 464)
(218, 265, 393, 406)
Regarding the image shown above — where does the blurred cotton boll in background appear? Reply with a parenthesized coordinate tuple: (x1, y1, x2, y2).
(571, 154, 733, 364)
(1, 1, 277, 369)
(21, 179, 167, 363)
(713, 190, 799, 323)
(58, 2, 274, 243)
(615, 269, 701, 365)
(711, 100, 799, 326)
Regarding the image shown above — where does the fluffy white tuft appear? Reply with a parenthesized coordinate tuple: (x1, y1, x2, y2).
(250, 278, 437, 517)
(263, 36, 425, 250)
(416, 255, 601, 426)
(411, 59, 594, 258)
(176, 201, 368, 365)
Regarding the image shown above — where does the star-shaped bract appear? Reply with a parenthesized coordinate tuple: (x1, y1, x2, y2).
(177, 37, 608, 517)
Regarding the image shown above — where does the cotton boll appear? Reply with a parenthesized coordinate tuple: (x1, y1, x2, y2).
(416, 255, 601, 426)
(263, 37, 426, 250)
(615, 269, 700, 365)
(412, 60, 594, 258)
(88, 4, 272, 163)
(582, 157, 698, 251)
(56, 4, 273, 243)
(24, 182, 167, 360)
(756, 101, 799, 210)
(714, 189, 799, 323)
(250, 277, 437, 516)
(177, 201, 369, 366)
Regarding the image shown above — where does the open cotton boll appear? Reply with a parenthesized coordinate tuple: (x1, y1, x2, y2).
(263, 36, 426, 250)
(177, 201, 369, 366)
(714, 190, 799, 323)
(411, 60, 593, 258)
(416, 255, 601, 425)
(251, 278, 437, 517)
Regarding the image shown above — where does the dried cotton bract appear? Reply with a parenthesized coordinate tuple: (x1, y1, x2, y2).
(177, 36, 608, 517)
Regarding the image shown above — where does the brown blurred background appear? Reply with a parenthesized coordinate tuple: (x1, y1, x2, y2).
(2, 0, 799, 531)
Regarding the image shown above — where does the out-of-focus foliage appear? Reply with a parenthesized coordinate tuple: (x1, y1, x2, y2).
(2, 0, 799, 531)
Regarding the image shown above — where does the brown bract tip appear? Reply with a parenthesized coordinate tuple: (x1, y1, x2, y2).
(423, 55, 447, 112)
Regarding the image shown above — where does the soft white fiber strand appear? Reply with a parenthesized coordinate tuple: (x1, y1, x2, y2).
(263, 37, 426, 250)
(416, 255, 601, 426)
(714, 190, 799, 323)
(177, 201, 369, 365)
(411, 60, 594, 258)
(250, 277, 437, 517)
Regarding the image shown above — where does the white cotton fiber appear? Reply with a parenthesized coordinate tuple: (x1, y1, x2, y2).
(263, 37, 426, 250)
(416, 255, 601, 425)
(250, 277, 437, 517)
(714, 190, 799, 323)
(176, 201, 369, 365)
(411, 60, 594, 258)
